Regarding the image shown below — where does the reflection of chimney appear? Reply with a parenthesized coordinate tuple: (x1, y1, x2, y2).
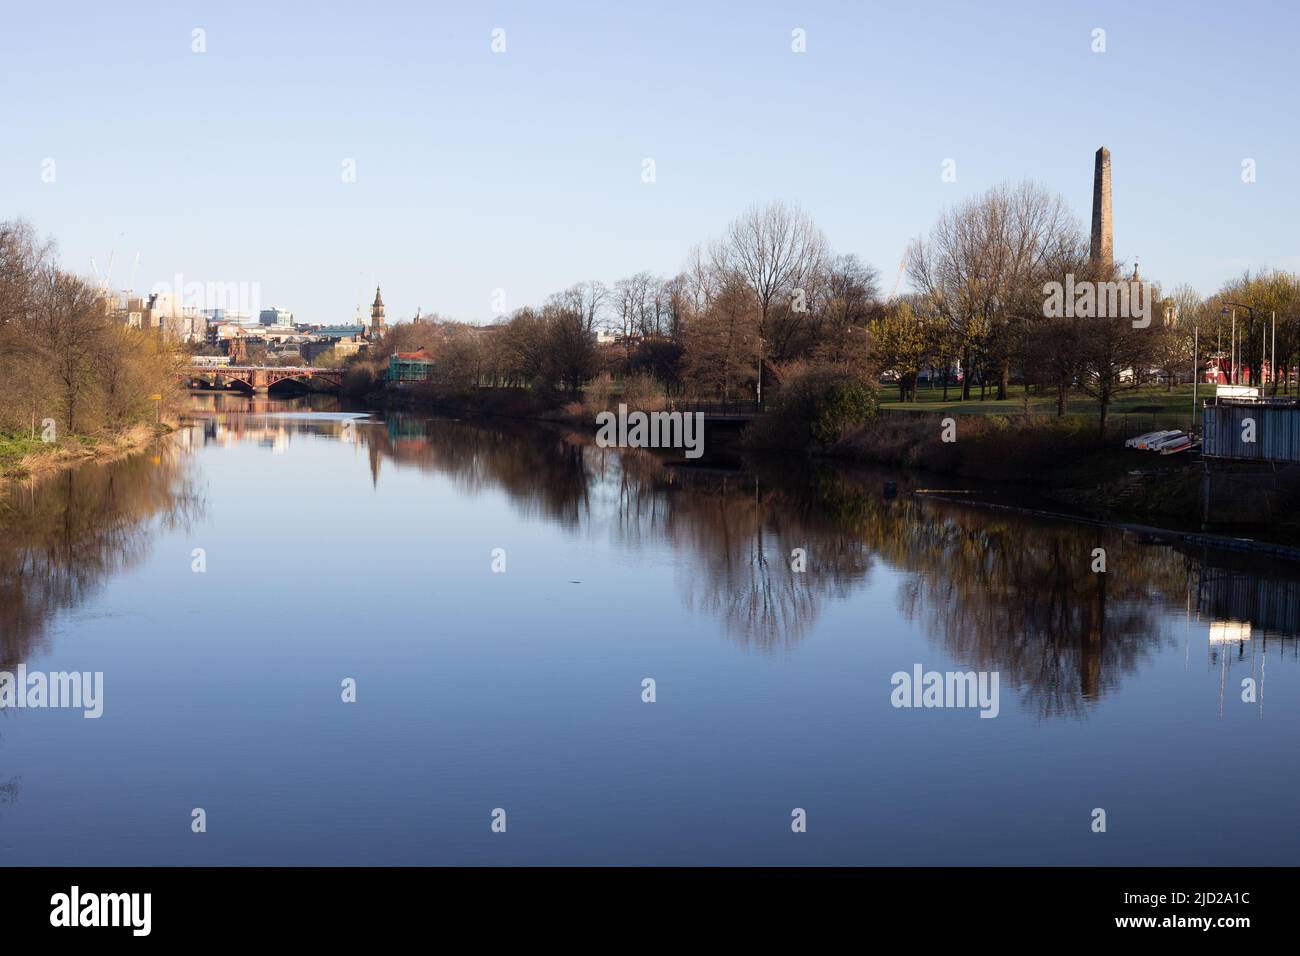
(1090, 146, 1113, 272)
(1080, 568, 1106, 700)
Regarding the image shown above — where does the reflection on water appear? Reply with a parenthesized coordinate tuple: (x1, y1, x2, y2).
(190, 397, 1300, 714)
(0, 437, 202, 670)
(6, 393, 1299, 716)
(1, 391, 1297, 864)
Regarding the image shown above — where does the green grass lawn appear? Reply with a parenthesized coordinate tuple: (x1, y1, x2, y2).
(878, 382, 1205, 426)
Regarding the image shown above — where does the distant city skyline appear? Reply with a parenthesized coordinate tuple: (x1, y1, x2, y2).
(3, 0, 1297, 325)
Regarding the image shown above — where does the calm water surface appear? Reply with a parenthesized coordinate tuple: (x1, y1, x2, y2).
(1, 393, 1297, 865)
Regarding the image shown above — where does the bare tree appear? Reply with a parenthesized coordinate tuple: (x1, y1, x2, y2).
(1021, 235, 1090, 415)
(908, 181, 1079, 400)
(682, 242, 720, 317)
(1073, 263, 1160, 435)
(612, 272, 660, 358)
(559, 280, 608, 335)
(29, 267, 110, 434)
(810, 253, 881, 365)
(0, 221, 58, 434)
(715, 201, 829, 401)
(0, 220, 52, 334)
(541, 301, 596, 392)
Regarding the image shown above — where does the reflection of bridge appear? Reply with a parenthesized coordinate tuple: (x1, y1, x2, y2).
(179, 365, 344, 394)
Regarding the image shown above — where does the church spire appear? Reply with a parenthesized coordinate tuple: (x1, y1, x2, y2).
(370, 285, 385, 333)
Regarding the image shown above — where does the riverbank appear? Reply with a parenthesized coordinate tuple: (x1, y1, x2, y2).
(830, 411, 1149, 484)
(913, 488, 1300, 561)
(366, 385, 1300, 543)
(0, 422, 175, 486)
(825, 411, 1300, 543)
(370, 385, 561, 420)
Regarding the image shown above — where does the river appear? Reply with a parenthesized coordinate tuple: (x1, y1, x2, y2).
(0, 393, 1296, 865)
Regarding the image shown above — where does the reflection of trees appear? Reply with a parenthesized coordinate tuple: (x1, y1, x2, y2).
(362, 419, 1244, 709)
(666, 473, 839, 652)
(371, 414, 595, 525)
(349, 417, 1205, 693)
(890, 510, 1186, 717)
(0, 440, 202, 668)
(354, 415, 863, 649)
(0, 776, 18, 816)
(195, 397, 1300, 715)
(660, 468, 880, 651)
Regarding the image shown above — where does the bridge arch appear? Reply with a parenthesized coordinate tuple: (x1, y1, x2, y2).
(177, 365, 344, 394)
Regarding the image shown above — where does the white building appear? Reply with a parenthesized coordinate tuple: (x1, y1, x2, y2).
(148, 291, 208, 343)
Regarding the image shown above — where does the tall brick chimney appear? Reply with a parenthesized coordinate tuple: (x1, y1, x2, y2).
(1090, 147, 1113, 272)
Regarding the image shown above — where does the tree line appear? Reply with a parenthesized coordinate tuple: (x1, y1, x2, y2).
(894, 181, 1300, 433)
(1, 220, 177, 439)
(361, 187, 1300, 438)
(353, 200, 879, 410)
(358, 189, 1296, 436)
(8, 188, 1300, 445)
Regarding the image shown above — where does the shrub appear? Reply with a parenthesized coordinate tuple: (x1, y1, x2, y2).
(808, 377, 878, 447)
(620, 372, 667, 412)
(583, 372, 614, 414)
(342, 361, 379, 399)
(748, 364, 879, 451)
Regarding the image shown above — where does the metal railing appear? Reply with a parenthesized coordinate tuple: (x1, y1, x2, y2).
(667, 399, 765, 416)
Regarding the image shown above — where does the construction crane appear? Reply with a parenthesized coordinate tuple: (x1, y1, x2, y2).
(90, 251, 114, 291)
(886, 241, 911, 303)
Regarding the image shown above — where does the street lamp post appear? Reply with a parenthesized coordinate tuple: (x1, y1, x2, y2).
(1223, 301, 1259, 388)
(1192, 321, 1198, 426)
(1271, 310, 1277, 394)
(1226, 307, 1235, 383)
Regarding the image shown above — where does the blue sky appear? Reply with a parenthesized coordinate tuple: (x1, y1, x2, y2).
(3, 0, 1297, 324)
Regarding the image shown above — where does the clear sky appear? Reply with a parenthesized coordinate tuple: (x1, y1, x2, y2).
(3, 0, 1297, 325)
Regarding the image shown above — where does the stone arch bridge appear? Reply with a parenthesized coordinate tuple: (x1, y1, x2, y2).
(179, 365, 344, 394)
